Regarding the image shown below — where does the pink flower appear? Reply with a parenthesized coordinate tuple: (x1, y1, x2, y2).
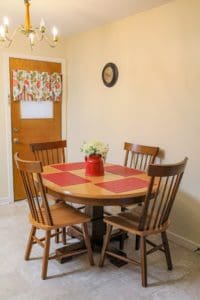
(36, 81, 41, 88)
(46, 82, 50, 89)
(13, 79, 18, 87)
(24, 79, 29, 86)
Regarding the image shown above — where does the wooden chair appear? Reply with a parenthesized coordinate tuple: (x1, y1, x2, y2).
(99, 157, 188, 287)
(15, 153, 94, 280)
(30, 140, 85, 242)
(30, 140, 68, 244)
(121, 142, 160, 249)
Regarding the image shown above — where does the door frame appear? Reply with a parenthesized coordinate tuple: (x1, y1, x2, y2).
(3, 53, 67, 203)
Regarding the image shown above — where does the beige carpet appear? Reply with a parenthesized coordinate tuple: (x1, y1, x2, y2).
(0, 201, 199, 300)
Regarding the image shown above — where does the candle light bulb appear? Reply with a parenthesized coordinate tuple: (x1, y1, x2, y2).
(29, 32, 35, 45)
(0, 25, 6, 39)
(52, 27, 58, 42)
(3, 16, 9, 26)
(3, 16, 9, 33)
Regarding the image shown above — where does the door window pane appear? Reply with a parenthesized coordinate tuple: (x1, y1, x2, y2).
(20, 101, 53, 119)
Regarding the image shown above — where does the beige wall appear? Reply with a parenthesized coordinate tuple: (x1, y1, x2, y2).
(0, 36, 67, 201)
(66, 0, 200, 246)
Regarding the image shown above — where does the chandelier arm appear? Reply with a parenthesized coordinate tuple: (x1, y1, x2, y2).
(33, 31, 57, 48)
(34, 28, 44, 43)
(2, 25, 22, 48)
(43, 34, 57, 48)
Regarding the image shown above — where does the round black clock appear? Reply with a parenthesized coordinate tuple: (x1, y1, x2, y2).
(102, 62, 118, 87)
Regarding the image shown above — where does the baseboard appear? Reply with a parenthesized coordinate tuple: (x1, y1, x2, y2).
(167, 230, 200, 251)
(0, 197, 10, 205)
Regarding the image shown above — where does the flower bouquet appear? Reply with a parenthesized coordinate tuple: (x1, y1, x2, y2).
(80, 140, 109, 176)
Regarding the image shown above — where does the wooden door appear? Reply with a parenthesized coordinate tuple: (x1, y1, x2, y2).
(10, 57, 62, 201)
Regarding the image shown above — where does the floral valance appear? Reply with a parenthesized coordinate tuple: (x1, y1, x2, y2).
(13, 70, 62, 102)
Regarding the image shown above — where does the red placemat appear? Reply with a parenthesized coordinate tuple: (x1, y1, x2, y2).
(96, 177, 149, 193)
(51, 162, 85, 171)
(42, 172, 90, 187)
(105, 165, 143, 177)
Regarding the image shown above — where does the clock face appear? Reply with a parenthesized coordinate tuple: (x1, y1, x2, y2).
(102, 63, 118, 87)
(104, 66, 113, 84)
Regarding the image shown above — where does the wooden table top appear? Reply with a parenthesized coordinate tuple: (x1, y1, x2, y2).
(42, 162, 152, 206)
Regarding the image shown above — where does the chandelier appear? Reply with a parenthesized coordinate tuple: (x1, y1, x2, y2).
(0, 0, 58, 49)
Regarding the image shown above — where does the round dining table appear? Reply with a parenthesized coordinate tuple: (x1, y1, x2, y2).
(42, 162, 151, 247)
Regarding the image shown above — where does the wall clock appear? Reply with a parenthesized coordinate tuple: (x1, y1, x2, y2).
(102, 62, 118, 87)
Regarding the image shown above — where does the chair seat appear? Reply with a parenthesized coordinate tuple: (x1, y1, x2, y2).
(104, 206, 142, 234)
(104, 206, 169, 236)
(29, 202, 90, 229)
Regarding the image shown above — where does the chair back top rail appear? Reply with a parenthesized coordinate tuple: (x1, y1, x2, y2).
(139, 157, 188, 232)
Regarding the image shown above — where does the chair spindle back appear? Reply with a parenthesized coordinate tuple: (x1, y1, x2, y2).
(139, 157, 188, 232)
(30, 140, 67, 166)
(124, 142, 159, 171)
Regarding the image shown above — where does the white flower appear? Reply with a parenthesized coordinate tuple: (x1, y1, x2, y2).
(80, 140, 109, 158)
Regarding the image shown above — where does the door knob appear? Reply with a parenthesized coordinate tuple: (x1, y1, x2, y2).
(13, 128, 19, 133)
(13, 138, 20, 144)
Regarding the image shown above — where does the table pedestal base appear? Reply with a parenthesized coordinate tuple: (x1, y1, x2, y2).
(85, 206, 106, 250)
(108, 246, 128, 267)
(55, 240, 86, 264)
(55, 206, 129, 265)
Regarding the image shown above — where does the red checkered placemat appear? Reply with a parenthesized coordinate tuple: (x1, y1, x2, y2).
(105, 165, 143, 177)
(51, 162, 85, 171)
(42, 172, 90, 187)
(96, 177, 149, 193)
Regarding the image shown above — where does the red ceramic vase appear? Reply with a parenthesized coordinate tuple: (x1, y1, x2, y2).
(85, 155, 104, 176)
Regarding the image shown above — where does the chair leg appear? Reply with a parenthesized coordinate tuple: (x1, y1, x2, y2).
(161, 231, 173, 270)
(119, 231, 128, 250)
(62, 227, 67, 245)
(140, 236, 147, 287)
(41, 230, 51, 280)
(135, 202, 143, 250)
(121, 206, 126, 212)
(135, 235, 141, 250)
(55, 229, 60, 243)
(99, 224, 113, 267)
(119, 233, 125, 250)
(24, 226, 36, 261)
(82, 223, 94, 266)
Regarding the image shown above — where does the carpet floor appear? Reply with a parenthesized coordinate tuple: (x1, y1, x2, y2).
(0, 201, 199, 300)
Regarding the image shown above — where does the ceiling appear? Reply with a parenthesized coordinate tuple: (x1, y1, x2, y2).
(0, 0, 172, 38)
